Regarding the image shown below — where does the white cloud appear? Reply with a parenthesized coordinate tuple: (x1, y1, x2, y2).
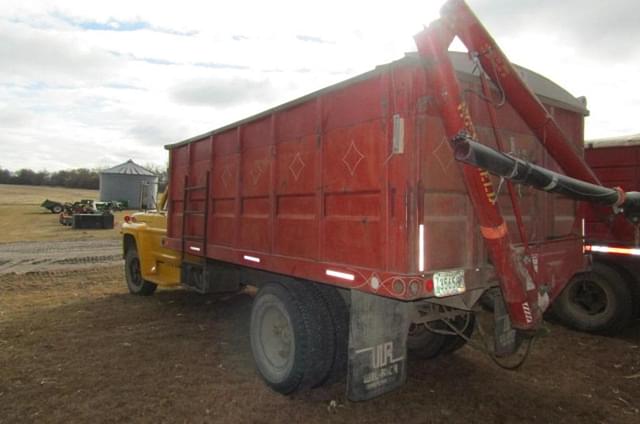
(170, 78, 276, 107)
(0, 0, 637, 171)
(0, 21, 121, 85)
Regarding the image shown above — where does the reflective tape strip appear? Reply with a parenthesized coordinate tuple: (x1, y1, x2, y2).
(326, 269, 355, 281)
(418, 224, 425, 272)
(585, 245, 640, 256)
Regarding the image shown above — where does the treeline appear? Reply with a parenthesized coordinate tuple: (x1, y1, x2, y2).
(0, 163, 168, 190)
(0, 167, 99, 189)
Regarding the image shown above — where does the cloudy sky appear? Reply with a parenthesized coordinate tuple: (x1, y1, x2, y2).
(1, 0, 638, 171)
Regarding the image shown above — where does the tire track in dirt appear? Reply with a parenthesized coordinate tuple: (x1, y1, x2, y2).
(0, 239, 122, 274)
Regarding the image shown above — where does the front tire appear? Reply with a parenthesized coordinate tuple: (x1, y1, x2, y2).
(553, 263, 633, 334)
(124, 248, 157, 296)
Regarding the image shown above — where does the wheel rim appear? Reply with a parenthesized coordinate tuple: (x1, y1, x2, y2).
(129, 257, 143, 289)
(259, 304, 293, 371)
(569, 279, 608, 315)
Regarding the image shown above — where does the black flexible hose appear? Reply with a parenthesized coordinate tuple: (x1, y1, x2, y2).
(452, 132, 640, 223)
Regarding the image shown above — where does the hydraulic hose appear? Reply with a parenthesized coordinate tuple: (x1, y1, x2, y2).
(452, 132, 640, 223)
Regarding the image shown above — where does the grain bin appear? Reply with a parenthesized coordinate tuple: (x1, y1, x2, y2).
(99, 160, 158, 209)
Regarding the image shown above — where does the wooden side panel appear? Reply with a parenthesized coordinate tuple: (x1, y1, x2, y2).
(274, 131, 318, 259)
(419, 114, 476, 271)
(186, 138, 211, 241)
(209, 129, 238, 246)
(322, 100, 387, 269)
(168, 72, 394, 272)
(239, 117, 272, 252)
(167, 147, 188, 239)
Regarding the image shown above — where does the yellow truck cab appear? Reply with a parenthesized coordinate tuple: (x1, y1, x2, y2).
(121, 190, 182, 295)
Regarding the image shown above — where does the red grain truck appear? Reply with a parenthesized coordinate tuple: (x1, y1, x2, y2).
(553, 136, 640, 333)
(121, 0, 640, 400)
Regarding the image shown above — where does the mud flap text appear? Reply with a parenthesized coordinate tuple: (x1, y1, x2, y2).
(347, 290, 410, 401)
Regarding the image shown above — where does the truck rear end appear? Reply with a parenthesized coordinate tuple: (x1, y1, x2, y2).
(122, 0, 640, 402)
(153, 48, 588, 398)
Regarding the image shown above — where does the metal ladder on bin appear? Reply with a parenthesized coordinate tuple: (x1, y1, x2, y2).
(180, 171, 210, 292)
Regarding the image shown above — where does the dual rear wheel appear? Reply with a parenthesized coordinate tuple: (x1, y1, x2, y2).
(407, 313, 475, 359)
(249, 281, 349, 394)
(250, 281, 474, 394)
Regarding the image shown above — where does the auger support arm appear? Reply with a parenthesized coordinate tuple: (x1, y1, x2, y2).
(414, 21, 540, 330)
(439, 0, 600, 185)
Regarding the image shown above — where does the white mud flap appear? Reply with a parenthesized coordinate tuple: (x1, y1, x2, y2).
(347, 290, 410, 401)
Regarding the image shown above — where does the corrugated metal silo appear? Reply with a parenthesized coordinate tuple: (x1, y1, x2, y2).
(99, 159, 158, 209)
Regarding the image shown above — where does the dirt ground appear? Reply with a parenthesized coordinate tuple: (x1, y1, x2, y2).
(0, 260, 638, 423)
(0, 239, 121, 274)
(1, 185, 639, 423)
(0, 184, 125, 243)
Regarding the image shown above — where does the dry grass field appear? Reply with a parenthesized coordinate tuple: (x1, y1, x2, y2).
(0, 184, 639, 423)
(0, 184, 126, 243)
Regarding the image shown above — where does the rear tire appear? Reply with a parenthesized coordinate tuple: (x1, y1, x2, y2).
(407, 323, 447, 359)
(314, 284, 349, 385)
(610, 263, 640, 319)
(124, 248, 157, 296)
(286, 281, 335, 389)
(51, 205, 63, 214)
(553, 263, 633, 334)
(440, 313, 475, 355)
(250, 282, 334, 394)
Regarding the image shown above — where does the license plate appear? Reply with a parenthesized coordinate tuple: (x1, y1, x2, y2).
(433, 269, 466, 298)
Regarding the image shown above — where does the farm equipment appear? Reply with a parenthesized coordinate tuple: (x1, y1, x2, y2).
(552, 137, 640, 333)
(59, 200, 96, 226)
(121, 0, 639, 401)
(96, 200, 125, 212)
(59, 199, 115, 229)
(72, 213, 115, 230)
(41, 199, 64, 214)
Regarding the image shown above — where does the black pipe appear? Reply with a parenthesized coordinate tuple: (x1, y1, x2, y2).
(451, 132, 640, 224)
